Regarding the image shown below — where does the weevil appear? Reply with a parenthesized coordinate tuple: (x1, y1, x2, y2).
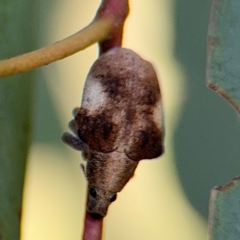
(62, 47, 164, 218)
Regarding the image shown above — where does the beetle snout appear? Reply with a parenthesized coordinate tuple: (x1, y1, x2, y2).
(88, 212, 104, 219)
(87, 187, 117, 218)
(87, 203, 108, 219)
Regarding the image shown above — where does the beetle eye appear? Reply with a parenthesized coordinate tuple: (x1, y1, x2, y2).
(109, 194, 117, 202)
(89, 187, 97, 198)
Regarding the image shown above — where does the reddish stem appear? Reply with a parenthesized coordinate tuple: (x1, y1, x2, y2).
(82, 1, 129, 239)
(83, 212, 103, 240)
(95, 0, 129, 55)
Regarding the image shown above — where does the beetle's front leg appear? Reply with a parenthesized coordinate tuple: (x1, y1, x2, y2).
(72, 107, 79, 117)
(68, 119, 78, 135)
(80, 163, 86, 176)
(62, 107, 84, 150)
(62, 132, 87, 151)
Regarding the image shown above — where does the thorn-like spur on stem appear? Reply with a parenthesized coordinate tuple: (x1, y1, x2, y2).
(0, 18, 112, 78)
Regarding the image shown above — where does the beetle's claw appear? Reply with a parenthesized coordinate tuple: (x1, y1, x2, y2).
(62, 132, 86, 151)
(68, 119, 78, 135)
(72, 107, 79, 117)
(80, 164, 86, 176)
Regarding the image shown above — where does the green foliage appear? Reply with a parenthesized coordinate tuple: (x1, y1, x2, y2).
(207, 0, 240, 112)
(0, 0, 35, 239)
(207, 0, 240, 239)
(0, 76, 33, 240)
(208, 177, 240, 240)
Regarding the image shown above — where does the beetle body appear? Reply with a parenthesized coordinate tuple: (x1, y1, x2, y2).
(62, 47, 164, 218)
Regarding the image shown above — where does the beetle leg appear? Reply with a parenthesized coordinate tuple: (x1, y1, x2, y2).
(68, 119, 78, 135)
(62, 132, 87, 151)
(72, 107, 79, 117)
(80, 164, 86, 176)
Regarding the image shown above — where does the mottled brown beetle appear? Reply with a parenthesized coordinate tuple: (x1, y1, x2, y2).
(62, 47, 164, 218)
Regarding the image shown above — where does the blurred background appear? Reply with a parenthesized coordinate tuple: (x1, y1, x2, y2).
(19, 0, 240, 239)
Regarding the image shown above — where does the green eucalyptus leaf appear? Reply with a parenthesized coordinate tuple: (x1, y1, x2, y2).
(0, 1, 35, 239)
(206, 0, 240, 113)
(208, 176, 240, 240)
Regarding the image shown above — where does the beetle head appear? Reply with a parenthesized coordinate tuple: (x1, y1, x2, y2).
(85, 151, 138, 218)
(87, 186, 117, 218)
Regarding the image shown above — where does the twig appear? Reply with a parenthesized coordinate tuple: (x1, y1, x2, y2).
(0, 18, 112, 78)
(83, 213, 103, 240)
(81, 0, 129, 239)
(96, 0, 129, 55)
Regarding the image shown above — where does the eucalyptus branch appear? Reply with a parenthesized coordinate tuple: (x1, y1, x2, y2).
(0, 18, 112, 78)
